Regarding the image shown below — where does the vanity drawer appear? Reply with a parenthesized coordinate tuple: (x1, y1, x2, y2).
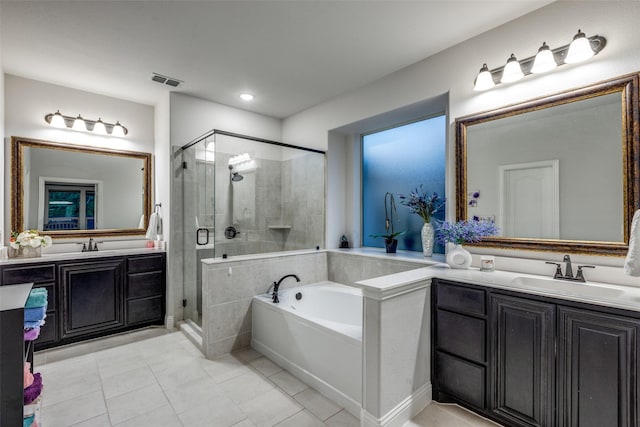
(128, 271, 164, 299)
(127, 255, 164, 274)
(436, 281, 485, 316)
(436, 350, 486, 409)
(2, 264, 55, 285)
(127, 296, 163, 325)
(436, 309, 485, 363)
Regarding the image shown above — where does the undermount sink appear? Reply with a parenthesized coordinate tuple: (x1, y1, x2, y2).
(510, 276, 625, 300)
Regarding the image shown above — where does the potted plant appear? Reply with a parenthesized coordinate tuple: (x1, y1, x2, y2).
(435, 219, 498, 269)
(9, 230, 52, 258)
(399, 186, 445, 257)
(370, 192, 405, 253)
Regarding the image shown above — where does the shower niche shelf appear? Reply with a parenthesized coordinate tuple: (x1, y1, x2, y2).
(268, 225, 292, 230)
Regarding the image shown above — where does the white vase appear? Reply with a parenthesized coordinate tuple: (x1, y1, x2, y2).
(421, 222, 434, 257)
(446, 244, 472, 269)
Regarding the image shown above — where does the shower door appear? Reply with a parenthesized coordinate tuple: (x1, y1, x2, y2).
(180, 135, 215, 326)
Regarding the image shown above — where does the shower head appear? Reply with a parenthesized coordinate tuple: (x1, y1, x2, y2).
(231, 172, 244, 182)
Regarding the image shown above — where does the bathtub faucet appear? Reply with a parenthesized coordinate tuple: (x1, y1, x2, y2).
(272, 274, 300, 303)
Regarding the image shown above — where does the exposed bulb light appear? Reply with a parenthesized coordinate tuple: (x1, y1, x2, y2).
(112, 121, 126, 138)
(564, 29, 594, 64)
(72, 115, 86, 131)
(240, 93, 254, 101)
(530, 42, 557, 74)
(50, 110, 66, 128)
(474, 63, 496, 91)
(501, 54, 524, 83)
(44, 111, 128, 136)
(93, 118, 107, 135)
(475, 30, 606, 91)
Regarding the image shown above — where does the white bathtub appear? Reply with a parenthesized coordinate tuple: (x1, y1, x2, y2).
(251, 281, 362, 417)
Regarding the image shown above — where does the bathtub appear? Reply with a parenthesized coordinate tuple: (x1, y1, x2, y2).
(251, 281, 362, 417)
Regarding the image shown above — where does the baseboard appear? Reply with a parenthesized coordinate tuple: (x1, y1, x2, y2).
(251, 338, 361, 418)
(165, 315, 175, 330)
(360, 382, 432, 427)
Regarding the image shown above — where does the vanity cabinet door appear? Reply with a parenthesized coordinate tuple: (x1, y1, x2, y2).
(557, 306, 639, 427)
(490, 294, 555, 427)
(60, 259, 125, 338)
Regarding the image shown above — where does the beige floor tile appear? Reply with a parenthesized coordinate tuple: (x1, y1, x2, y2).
(42, 372, 102, 407)
(294, 388, 342, 421)
(113, 404, 183, 427)
(164, 376, 224, 414)
(200, 354, 254, 383)
(101, 365, 157, 399)
(325, 409, 359, 427)
(231, 347, 263, 363)
(106, 382, 169, 425)
(231, 419, 257, 427)
(219, 370, 277, 404)
(250, 356, 283, 377)
(41, 390, 107, 427)
(38, 354, 98, 384)
(69, 413, 112, 427)
(240, 388, 304, 427)
(98, 355, 147, 379)
(409, 403, 476, 427)
(269, 370, 309, 396)
(436, 403, 502, 426)
(178, 396, 247, 427)
(275, 409, 326, 426)
(155, 357, 209, 391)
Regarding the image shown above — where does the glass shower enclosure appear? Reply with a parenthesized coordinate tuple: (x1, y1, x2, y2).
(173, 130, 325, 326)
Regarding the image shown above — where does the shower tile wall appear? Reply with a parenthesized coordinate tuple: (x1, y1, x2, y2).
(215, 151, 324, 257)
(202, 251, 328, 358)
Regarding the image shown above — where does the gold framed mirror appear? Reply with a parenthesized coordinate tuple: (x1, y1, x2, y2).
(11, 137, 152, 239)
(455, 73, 639, 256)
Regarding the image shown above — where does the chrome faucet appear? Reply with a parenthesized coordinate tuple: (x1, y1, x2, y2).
(546, 254, 595, 282)
(271, 274, 300, 303)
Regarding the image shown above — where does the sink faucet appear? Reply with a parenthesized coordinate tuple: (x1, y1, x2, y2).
(82, 238, 99, 252)
(271, 274, 300, 303)
(546, 254, 595, 282)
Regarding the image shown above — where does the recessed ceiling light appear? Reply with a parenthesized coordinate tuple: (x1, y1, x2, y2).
(240, 93, 254, 101)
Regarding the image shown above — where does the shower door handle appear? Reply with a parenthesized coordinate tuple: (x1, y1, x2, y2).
(196, 228, 209, 245)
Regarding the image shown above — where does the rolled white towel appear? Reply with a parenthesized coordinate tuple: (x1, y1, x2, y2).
(146, 213, 158, 240)
(624, 209, 640, 276)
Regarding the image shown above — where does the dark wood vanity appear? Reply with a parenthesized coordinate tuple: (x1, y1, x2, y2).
(432, 278, 639, 427)
(0, 252, 166, 350)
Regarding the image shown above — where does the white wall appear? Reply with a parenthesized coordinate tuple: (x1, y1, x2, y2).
(0, 4, 4, 245)
(3, 75, 155, 241)
(283, 1, 640, 266)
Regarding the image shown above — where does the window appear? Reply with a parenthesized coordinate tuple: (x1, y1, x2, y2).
(362, 115, 446, 253)
(44, 183, 96, 230)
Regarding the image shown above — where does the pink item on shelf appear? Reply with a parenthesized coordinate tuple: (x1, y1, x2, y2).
(24, 362, 34, 388)
(23, 373, 42, 405)
(24, 327, 41, 341)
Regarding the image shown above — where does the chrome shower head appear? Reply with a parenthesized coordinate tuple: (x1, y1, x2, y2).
(231, 171, 243, 182)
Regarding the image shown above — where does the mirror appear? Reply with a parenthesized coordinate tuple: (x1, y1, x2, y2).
(11, 137, 152, 239)
(456, 74, 639, 256)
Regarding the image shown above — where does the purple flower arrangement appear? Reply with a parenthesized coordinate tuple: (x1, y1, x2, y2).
(435, 219, 499, 245)
(398, 186, 445, 223)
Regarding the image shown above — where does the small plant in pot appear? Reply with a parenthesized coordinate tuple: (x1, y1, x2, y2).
(370, 192, 405, 253)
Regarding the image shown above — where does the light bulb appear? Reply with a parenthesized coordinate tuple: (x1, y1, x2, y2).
(240, 93, 254, 101)
(72, 115, 86, 131)
(473, 64, 495, 91)
(501, 54, 524, 83)
(565, 30, 594, 64)
(111, 121, 126, 137)
(531, 42, 557, 74)
(50, 110, 66, 128)
(93, 118, 107, 135)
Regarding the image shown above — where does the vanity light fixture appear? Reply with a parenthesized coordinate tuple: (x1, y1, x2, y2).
(44, 111, 128, 136)
(473, 30, 606, 91)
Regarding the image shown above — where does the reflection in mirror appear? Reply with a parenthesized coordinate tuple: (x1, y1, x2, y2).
(12, 137, 152, 239)
(456, 74, 639, 256)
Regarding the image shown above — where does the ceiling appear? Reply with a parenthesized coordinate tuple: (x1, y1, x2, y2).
(0, 1, 553, 119)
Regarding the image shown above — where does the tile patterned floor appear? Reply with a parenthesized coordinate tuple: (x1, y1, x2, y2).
(34, 328, 500, 427)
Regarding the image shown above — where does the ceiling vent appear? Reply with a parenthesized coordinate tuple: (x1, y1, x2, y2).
(150, 72, 183, 88)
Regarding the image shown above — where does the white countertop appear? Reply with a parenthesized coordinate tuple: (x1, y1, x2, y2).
(0, 283, 33, 311)
(0, 247, 165, 266)
(357, 265, 640, 313)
